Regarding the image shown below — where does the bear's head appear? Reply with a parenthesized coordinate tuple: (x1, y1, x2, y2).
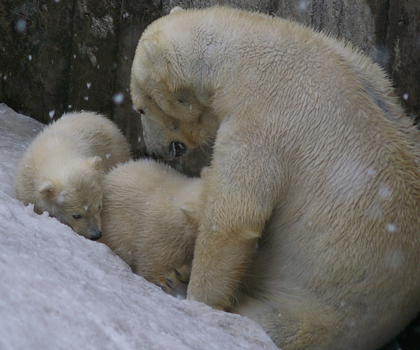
(38, 156, 103, 240)
(130, 15, 219, 160)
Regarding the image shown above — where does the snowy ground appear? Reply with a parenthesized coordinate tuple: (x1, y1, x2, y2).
(0, 104, 278, 350)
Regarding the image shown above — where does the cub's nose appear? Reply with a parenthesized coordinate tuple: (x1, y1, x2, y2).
(169, 141, 187, 159)
(90, 230, 102, 241)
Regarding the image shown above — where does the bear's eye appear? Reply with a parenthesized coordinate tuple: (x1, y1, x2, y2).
(177, 99, 184, 104)
(138, 108, 145, 115)
(98, 204, 102, 211)
(72, 213, 82, 219)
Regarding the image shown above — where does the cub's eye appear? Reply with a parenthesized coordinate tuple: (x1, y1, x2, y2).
(177, 99, 184, 104)
(168, 122, 179, 131)
(72, 214, 82, 219)
(138, 108, 145, 115)
(98, 205, 102, 211)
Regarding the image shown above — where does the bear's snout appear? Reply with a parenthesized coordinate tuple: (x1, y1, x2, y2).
(169, 141, 186, 159)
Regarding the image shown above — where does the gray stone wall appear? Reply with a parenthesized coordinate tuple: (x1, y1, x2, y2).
(1, 0, 419, 175)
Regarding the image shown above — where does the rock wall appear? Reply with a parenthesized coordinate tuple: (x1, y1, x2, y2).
(1, 0, 419, 174)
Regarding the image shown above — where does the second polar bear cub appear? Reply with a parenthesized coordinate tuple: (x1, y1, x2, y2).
(100, 159, 201, 297)
(14, 111, 131, 240)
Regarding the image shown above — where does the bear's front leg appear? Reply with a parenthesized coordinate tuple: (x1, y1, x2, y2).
(186, 150, 278, 309)
(188, 224, 261, 308)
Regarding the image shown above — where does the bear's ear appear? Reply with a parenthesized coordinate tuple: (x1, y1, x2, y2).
(142, 40, 154, 57)
(141, 40, 160, 64)
(170, 6, 183, 15)
(87, 156, 102, 171)
(39, 181, 55, 198)
(139, 39, 170, 79)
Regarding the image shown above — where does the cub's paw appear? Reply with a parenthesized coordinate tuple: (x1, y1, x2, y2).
(158, 264, 191, 299)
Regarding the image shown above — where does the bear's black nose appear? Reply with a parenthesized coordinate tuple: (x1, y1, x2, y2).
(170, 141, 187, 159)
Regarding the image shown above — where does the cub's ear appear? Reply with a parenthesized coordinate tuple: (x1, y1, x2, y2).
(170, 6, 183, 14)
(39, 181, 54, 198)
(87, 156, 102, 171)
(181, 203, 198, 223)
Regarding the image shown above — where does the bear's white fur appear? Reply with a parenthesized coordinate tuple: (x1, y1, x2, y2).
(14, 111, 131, 240)
(130, 6, 420, 350)
(99, 159, 201, 296)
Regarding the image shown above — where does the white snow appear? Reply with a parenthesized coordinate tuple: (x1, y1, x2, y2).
(0, 104, 278, 350)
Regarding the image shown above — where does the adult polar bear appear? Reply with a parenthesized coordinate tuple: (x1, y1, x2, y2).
(131, 6, 420, 350)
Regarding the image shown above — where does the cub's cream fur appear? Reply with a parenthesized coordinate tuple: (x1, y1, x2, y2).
(14, 111, 131, 240)
(100, 160, 201, 296)
(130, 6, 420, 350)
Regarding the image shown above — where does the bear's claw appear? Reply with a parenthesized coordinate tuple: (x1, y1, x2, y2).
(158, 264, 191, 299)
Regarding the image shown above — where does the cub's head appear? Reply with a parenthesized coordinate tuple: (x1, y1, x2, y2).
(130, 18, 219, 160)
(38, 156, 103, 240)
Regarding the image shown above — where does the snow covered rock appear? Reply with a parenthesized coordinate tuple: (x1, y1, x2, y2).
(0, 104, 278, 350)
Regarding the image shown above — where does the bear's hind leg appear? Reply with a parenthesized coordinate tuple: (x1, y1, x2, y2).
(234, 293, 340, 350)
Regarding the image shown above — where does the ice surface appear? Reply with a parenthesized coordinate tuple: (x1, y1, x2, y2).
(0, 104, 278, 350)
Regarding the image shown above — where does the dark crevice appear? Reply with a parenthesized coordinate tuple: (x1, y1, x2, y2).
(381, 0, 391, 47)
(310, 0, 325, 31)
(111, 0, 124, 122)
(370, 0, 391, 68)
(337, 0, 344, 39)
(64, 0, 79, 116)
(268, 0, 279, 17)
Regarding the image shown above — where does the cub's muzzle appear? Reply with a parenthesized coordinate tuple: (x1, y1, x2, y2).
(89, 229, 102, 241)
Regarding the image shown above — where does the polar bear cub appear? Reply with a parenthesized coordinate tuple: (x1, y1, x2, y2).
(14, 111, 131, 240)
(100, 159, 201, 297)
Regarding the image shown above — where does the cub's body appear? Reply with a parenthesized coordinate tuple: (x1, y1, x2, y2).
(100, 160, 200, 294)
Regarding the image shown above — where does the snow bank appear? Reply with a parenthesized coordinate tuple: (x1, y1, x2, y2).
(0, 104, 278, 350)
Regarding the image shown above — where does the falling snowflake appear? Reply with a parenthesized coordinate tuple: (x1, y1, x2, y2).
(386, 223, 397, 233)
(112, 92, 124, 106)
(15, 19, 27, 34)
